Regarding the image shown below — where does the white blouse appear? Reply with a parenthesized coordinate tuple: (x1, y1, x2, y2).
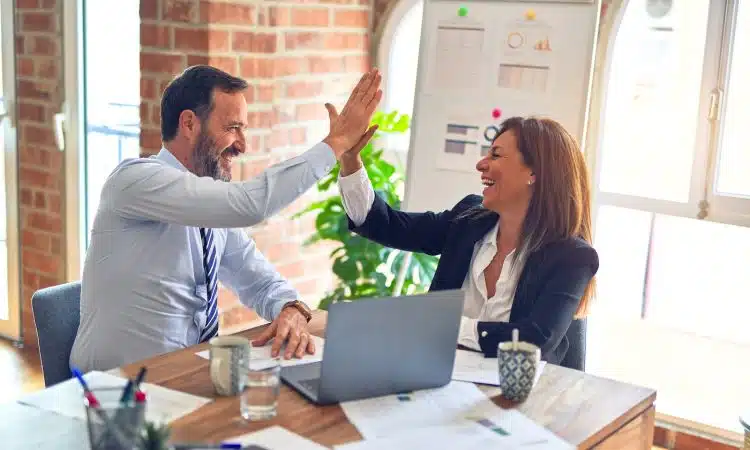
(338, 167, 525, 350)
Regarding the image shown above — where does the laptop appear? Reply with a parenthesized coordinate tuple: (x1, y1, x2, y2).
(280, 289, 464, 405)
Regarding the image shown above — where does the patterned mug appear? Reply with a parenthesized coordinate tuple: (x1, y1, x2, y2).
(209, 336, 250, 396)
(497, 329, 541, 403)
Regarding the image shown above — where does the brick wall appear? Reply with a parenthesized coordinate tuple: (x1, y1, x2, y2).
(14, 0, 65, 348)
(139, 0, 371, 330)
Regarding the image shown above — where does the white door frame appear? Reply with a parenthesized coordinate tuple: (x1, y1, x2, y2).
(0, 0, 21, 342)
(62, 0, 85, 281)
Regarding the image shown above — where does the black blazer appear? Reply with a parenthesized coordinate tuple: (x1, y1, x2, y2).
(349, 194, 599, 370)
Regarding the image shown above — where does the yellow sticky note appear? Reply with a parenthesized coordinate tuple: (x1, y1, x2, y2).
(525, 9, 536, 20)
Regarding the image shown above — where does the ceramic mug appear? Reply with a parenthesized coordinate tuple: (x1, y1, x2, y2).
(497, 330, 541, 403)
(209, 336, 250, 396)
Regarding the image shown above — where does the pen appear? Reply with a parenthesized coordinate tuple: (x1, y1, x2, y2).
(118, 379, 134, 404)
(171, 443, 242, 449)
(71, 367, 131, 448)
(133, 366, 148, 391)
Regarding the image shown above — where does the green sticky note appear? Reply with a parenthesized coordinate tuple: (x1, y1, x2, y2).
(458, 6, 468, 16)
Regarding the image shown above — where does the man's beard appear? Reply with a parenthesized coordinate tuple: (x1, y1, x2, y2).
(191, 131, 230, 181)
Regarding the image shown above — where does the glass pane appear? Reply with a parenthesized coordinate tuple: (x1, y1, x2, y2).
(383, 0, 423, 152)
(590, 205, 651, 318)
(588, 211, 750, 434)
(715, 1, 750, 197)
(597, 0, 711, 202)
(83, 0, 141, 244)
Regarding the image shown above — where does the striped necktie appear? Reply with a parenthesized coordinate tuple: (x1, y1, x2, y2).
(199, 228, 219, 343)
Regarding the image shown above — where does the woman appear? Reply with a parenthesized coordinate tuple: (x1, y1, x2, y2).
(337, 116, 598, 370)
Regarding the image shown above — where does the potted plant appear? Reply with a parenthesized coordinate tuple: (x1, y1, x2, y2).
(295, 111, 438, 309)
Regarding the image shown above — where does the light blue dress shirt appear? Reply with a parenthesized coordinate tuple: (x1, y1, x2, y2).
(70, 142, 335, 372)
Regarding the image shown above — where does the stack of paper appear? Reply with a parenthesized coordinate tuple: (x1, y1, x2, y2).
(226, 425, 327, 450)
(17, 371, 211, 424)
(196, 335, 325, 368)
(339, 381, 573, 449)
(451, 349, 547, 386)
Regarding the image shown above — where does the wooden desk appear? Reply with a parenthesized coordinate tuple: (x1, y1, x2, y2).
(114, 310, 656, 449)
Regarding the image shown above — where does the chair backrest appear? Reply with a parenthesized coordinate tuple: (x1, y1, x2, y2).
(560, 318, 586, 371)
(31, 281, 81, 387)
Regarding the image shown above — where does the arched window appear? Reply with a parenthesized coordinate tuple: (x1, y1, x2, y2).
(376, 0, 423, 155)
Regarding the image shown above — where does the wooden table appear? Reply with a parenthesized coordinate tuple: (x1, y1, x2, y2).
(113, 310, 656, 449)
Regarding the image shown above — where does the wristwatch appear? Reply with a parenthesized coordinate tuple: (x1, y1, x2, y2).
(282, 300, 312, 322)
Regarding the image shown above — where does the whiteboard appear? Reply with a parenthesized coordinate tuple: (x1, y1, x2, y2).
(403, 0, 601, 212)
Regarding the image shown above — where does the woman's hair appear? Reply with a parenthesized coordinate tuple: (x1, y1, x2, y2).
(482, 116, 596, 318)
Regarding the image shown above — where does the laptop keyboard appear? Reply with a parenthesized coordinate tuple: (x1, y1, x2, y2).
(299, 377, 320, 394)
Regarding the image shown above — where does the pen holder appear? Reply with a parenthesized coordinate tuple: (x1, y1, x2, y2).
(84, 387, 146, 450)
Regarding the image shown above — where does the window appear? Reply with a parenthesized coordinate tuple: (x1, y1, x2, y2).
(588, 0, 750, 437)
(376, 0, 423, 154)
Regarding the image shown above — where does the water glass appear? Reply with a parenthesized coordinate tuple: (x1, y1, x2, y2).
(84, 387, 145, 450)
(241, 356, 281, 421)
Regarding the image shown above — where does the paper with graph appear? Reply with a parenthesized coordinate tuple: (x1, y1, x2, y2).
(339, 380, 572, 448)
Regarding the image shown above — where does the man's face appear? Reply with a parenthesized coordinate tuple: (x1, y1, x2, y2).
(191, 90, 248, 181)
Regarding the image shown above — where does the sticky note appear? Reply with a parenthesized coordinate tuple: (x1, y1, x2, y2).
(525, 9, 536, 20)
(458, 6, 468, 17)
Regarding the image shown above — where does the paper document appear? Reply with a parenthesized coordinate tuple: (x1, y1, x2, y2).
(452, 349, 547, 386)
(226, 425, 327, 450)
(196, 335, 325, 368)
(17, 371, 211, 424)
(339, 381, 572, 448)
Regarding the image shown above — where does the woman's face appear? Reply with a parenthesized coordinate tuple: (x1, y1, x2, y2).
(476, 130, 534, 212)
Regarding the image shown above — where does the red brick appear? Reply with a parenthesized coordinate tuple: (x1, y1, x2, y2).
(141, 78, 157, 100)
(28, 36, 57, 56)
(275, 57, 306, 77)
(162, 0, 198, 23)
(285, 81, 323, 99)
(22, 230, 49, 253)
(141, 128, 163, 151)
(141, 0, 159, 20)
(23, 124, 55, 146)
(21, 249, 60, 276)
(289, 127, 307, 145)
(22, 270, 38, 290)
(259, 7, 289, 26)
(48, 194, 61, 215)
(140, 52, 185, 74)
(186, 55, 238, 75)
(256, 84, 275, 103)
(232, 32, 277, 54)
(20, 168, 56, 189)
(141, 24, 171, 48)
(247, 110, 277, 129)
(309, 56, 343, 73)
(291, 8, 329, 27)
(344, 54, 369, 72)
(19, 102, 45, 122)
(266, 129, 288, 149)
(285, 32, 321, 51)
(174, 28, 230, 52)
(17, 57, 34, 76)
(278, 261, 305, 279)
(33, 192, 46, 209)
(16, 0, 39, 8)
(239, 57, 274, 79)
(200, 1, 254, 25)
(37, 59, 58, 79)
(296, 103, 327, 121)
(21, 12, 54, 32)
(334, 10, 369, 27)
(324, 32, 364, 50)
(20, 189, 32, 206)
(50, 236, 62, 255)
(17, 80, 53, 101)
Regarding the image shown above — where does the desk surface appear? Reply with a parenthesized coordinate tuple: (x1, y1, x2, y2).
(111, 310, 656, 449)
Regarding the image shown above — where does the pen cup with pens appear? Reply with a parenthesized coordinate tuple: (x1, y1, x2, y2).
(84, 386, 147, 450)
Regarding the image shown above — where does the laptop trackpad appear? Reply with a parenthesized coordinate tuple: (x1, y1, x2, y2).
(280, 361, 322, 382)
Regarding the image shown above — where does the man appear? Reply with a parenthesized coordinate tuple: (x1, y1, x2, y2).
(70, 65, 382, 372)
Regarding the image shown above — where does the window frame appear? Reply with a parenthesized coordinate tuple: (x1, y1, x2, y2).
(591, 0, 730, 225)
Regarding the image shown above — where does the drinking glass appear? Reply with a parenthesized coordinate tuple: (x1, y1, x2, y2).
(241, 356, 280, 421)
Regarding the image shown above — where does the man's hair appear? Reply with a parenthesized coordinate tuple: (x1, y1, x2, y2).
(160, 65, 248, 142)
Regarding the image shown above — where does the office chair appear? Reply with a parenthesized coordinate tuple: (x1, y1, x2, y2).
(31, 281, 81, 387)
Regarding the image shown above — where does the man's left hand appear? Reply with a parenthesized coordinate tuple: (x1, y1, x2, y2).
(252, 306, 315, 359)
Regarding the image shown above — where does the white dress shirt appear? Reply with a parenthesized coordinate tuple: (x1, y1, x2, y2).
(338, 167, 525, 350)
(70, 143, 335, 372)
